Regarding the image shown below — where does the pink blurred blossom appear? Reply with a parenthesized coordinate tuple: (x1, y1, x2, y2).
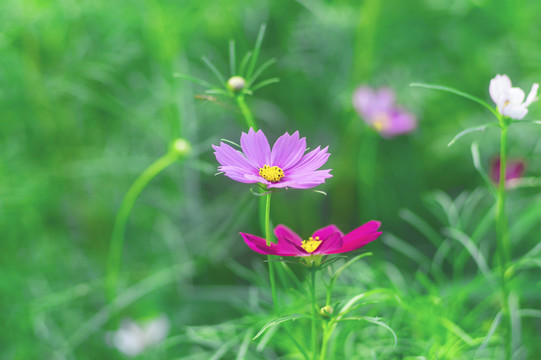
(353, 86, 417, 138)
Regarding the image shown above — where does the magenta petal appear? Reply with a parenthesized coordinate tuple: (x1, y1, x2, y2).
(286, 146, 330, 176)
(218, 165, 260, 184)
(240, 128, 271, 168)
(269, 170, 332, 189)
(274, 225, 303, 245)
(313, 232, 343, 255)
(241, 233, 298, 256)
(241, 233, 275, 255)
(270, 131, 307, 170)
(327, 221, 381, 254)
(213, 143, 256, 171)
(312, 225, 344, 241)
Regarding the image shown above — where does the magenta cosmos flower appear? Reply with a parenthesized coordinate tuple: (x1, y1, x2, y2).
(240, 221, 382, 257)
(213, 128, 332, 189)
(490, 157, 525, 187)
(353, 86, 417, 138)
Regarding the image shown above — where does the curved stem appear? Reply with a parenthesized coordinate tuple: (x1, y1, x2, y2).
(105, 151, 180, 302)
(310, 270, 318, 360)
(496, 124, 511, 359)
(235, 94, 258, 130)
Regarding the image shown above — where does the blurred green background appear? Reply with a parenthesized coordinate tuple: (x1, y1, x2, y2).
(2, 0, 540, 358)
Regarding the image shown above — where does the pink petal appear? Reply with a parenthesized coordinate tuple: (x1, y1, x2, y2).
(286, 146, 330, 176)
(313, 232, 343, 255)
(240, 128, 271, 168)
(213, 143, 256, 171)
(218, 165, 260, 184)
(274, 225, 303, 245)
(270, 131, 307, 170)
(269, 169, 332, 189)
(241, 233, 300, 256)
(312, 225, 344, 240)
(327, 221, 381, 254)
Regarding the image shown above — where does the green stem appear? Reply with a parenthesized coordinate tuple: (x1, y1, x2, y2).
(264, 193, 278, 312)
(496, 123, 511, 359)
(105, 150, 181, 302)
(319, 322, 331, 360)
(235, 94, 258, 130)
(310, 270, 318, 360)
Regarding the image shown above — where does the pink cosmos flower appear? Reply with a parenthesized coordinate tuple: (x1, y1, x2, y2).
(213, 128, 332, 189)
(490, 157, 525, 187)
(489, 74, 538, 120)
(240, 221, 382, 257)
(353, 86, 417, 138)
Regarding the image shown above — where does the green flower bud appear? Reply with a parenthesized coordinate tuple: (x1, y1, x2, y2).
(171, 138, 191, 157)
(320, 305, 333, 317)
(227, 76, 246, 92)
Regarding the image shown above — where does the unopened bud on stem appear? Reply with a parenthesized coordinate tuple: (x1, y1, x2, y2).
(227, 76, 246, 92)
(320, 305, 333, 317)
(171, 138, 191, 157)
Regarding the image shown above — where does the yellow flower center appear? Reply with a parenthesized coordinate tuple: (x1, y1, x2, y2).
(372, 113, 390, 132)
(259, 165, 284, 182)
(301, 236, 322, 253)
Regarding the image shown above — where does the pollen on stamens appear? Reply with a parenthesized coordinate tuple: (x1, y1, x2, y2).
(301, 236, 322, 253)
(259, 164, 284, 182)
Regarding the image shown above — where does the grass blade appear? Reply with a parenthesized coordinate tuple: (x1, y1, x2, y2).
(448, 123, 499, 147)
(411, 82, 500, 119)
(229, 40, 236, 77)
(246, 24, 267, 80)
(202, 56, 226, 86)
(252, 314, 311, 340)
(247, 58, 276, 87)
(251, 77, 280, 92)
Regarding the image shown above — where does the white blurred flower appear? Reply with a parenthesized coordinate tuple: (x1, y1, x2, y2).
(108, 315, 170, 357)
(489, 74, 538, 120)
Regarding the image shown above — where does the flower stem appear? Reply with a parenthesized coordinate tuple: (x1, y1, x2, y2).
(319, 322, 331, 360)
(105, 150, 181, 303)
(310, 269, 318, 360)
(235, 94, 258, 130)
(496, 123, 512, 359)
(264, 193, 278, 312)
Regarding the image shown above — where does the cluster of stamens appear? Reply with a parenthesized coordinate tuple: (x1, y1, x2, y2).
(372, 113, 390, 132)
(301, 236, 322, 253)
(259, 165, 284, 182)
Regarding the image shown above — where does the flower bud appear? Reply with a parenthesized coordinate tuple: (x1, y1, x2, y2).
(171, 138, 191, 157)
(319, 305, 333, 317)
(227, 76, 246, 92)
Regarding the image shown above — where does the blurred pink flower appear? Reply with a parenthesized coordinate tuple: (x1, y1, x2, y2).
(353, 86, 417, 138)
(490, 157, 525, 187)
(213, 128, 332, 189)
(489, 74, 538, 120)
(240, 221, 381, 257)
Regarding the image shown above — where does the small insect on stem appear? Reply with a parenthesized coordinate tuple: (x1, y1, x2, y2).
(194, 95, 218, 102)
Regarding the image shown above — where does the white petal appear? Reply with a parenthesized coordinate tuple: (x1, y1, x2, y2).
(489, 74, 511, 105)
(524, 83, 539, 107)
(503, 104, 528, 120)
(508, 87, 525, 105)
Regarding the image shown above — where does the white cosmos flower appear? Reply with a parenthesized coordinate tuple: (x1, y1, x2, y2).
(108, 315, 170, 357)
(489, 74, 539, 120)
